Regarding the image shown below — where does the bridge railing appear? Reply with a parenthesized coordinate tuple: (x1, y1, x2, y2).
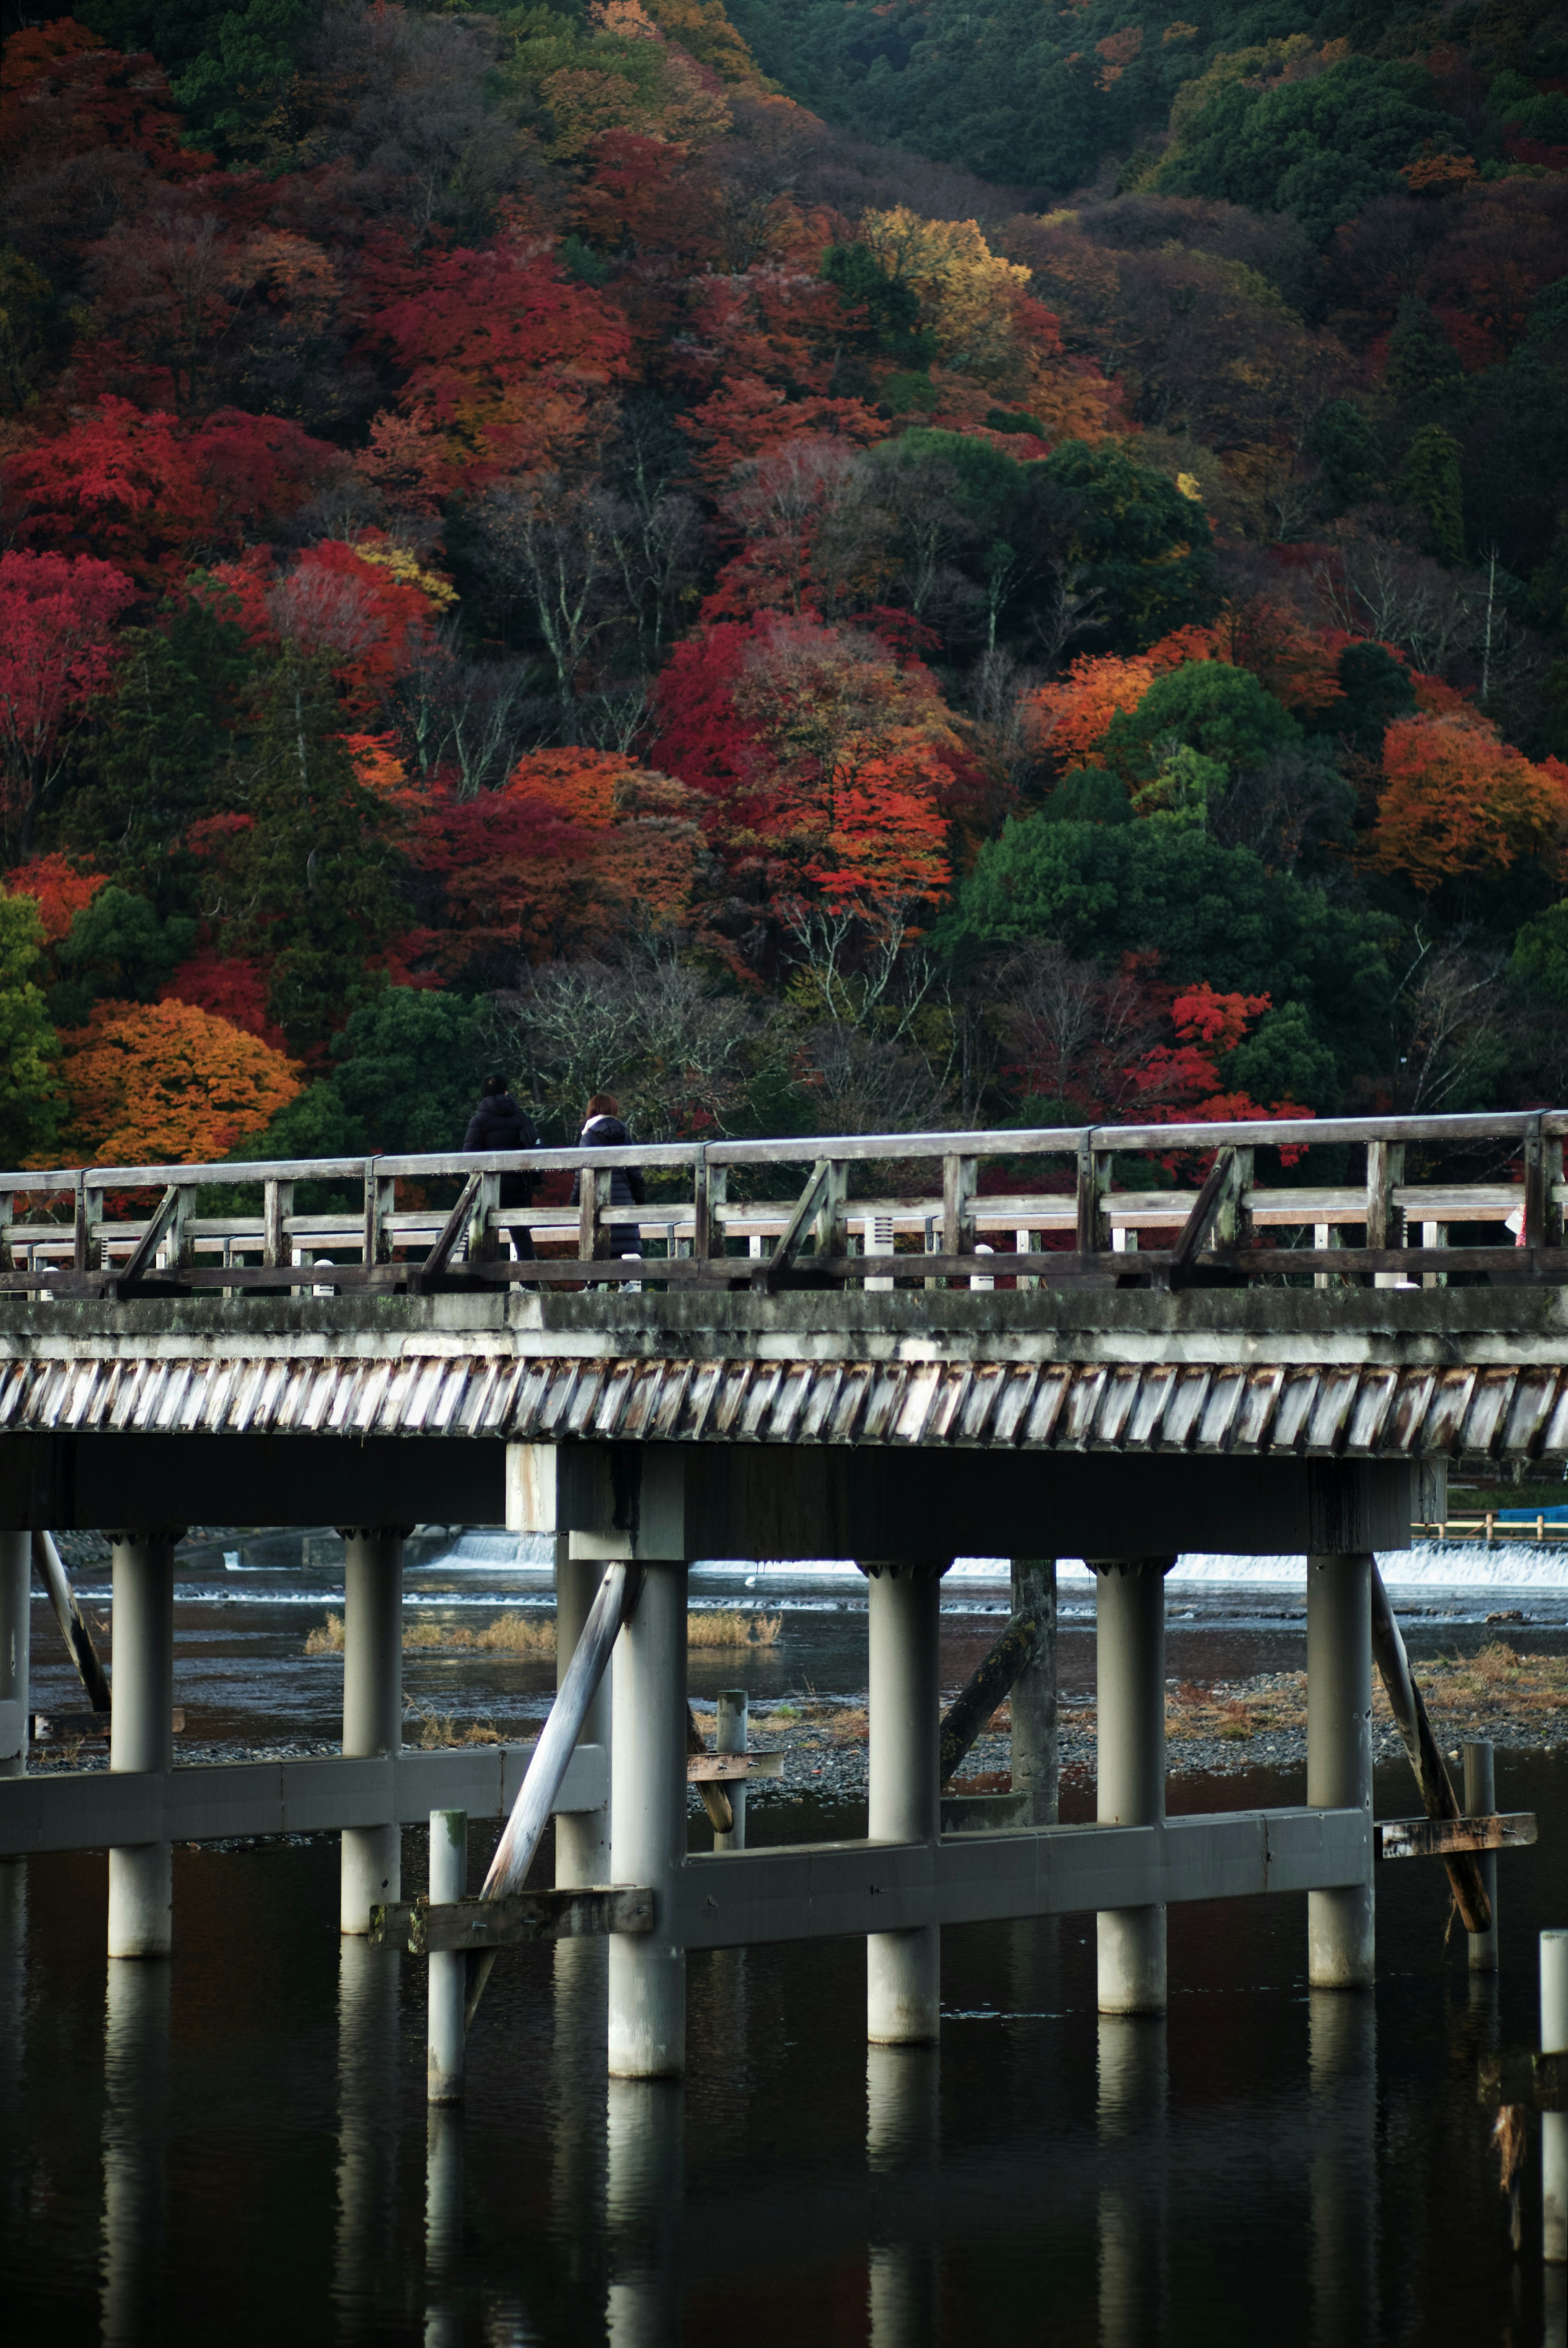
(1, 1107, 1564, 1296)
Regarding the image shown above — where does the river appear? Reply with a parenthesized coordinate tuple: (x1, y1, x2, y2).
(2, 1537, 1565, 2342)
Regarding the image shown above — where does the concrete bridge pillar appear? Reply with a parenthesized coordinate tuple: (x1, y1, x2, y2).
(1094, 1560, 1173, 2014)
(1307, 1553, 1374, 1988)
(340, 1529, 403, 1935)
(866, 1563, 944, 2044)
(107, 1531, 178, 1959)
(608, 1560, 688, 2078)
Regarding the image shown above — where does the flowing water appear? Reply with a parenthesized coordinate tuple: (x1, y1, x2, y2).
(3, 1538, 1568, 2344)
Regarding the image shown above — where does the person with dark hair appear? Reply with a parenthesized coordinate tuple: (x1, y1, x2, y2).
(570, 1090, 646, 1271)
(462, 1074, 539, 1259)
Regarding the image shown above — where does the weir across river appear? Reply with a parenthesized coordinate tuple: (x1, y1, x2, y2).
(0, 1107, 1559, 2071)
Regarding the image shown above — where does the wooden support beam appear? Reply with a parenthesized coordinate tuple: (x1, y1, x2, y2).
(759, 1159, 836, 1291)
(111, 1184, 183, 1294)
(1376, 1812, 1536, 1860)
(687, 1699, 734, 1834)
(419, 1172, 482, 1284)
(32, 1531, 111, 1714)
(373, 1884, 653, 1955)
(686, 1752, 783, 1782)
(938, 1604, 1050, 1784)
(1169, 1147, 1239, 1288)
(1369, 1562, 1492, 1932)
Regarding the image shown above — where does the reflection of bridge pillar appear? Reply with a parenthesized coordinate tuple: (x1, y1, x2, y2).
(341, 1530, 403, 1935)
(423, 2105, 464, 2348)
(1306, 1555, 1374, 1989)
(1308, 1990, 1377, 2346)
(608, 1562, 687, 2078)
(867, 2045, 941, 2348)
(0, 1527, 28, 1782)
(1094, 1561, 1172, 2014)
(100, 1960, 169, 2346)
(334, 1936, 401, 2333)
(108, 1532, 176, 1958)
(606, 2079, 684, 2345)
(866, 1564, 942, 2044)
(1097, 2015, 1167, 2348)
(557, 1545, 610, 1888)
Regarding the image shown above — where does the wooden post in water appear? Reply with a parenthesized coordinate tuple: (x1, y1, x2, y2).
(107, 1531, 176, 1960)
(1009, 1559, 1058, 1824)
(340, 1530, 403, 1935)
(1095, 1560, 1171, 2013)
(714, 1689, 748, 1852)
(1307, 1553, 1374, 1988)
(1463, 1741, 1498, 1973)
(1544, 1931, 1568, 2265)
(427, 1809, 466, 2104)
(1368, 1563, 1491, 1933)
(0, 1530, 27, 1781)
(866, 1564, 942, 2044)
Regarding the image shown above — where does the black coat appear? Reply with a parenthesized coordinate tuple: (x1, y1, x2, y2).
(569, 1114, 646, 1210)
(461, 1093, 538, 1208)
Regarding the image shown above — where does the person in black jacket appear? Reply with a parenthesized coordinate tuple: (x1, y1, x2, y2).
(569, 1091, 645, 1270)
(462, 1075, 539, 1259)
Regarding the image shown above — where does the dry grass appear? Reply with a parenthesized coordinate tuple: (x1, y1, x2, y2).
(406, 1703, 508, 1750)
(305, 1607, 780, 1657)
(687, 1610, 782, 1648)
(1409, 1642, 1568, 1724)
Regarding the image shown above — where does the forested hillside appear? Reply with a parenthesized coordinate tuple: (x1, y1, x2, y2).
(0, 0, 1566, 1176)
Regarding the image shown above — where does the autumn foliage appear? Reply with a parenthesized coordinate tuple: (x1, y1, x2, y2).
(51, 998, 303, 1165)
(1370, 715, 1568, 892)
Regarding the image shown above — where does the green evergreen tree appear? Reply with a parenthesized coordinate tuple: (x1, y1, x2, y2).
(1384, 298, 1462, 414)
(0, 895, 60, 1166)
(225, 653, 408, 1056)
(1397, 423, 1466, 565)
(1307, 399, 1384, 510)
(66, 601, 254, 922)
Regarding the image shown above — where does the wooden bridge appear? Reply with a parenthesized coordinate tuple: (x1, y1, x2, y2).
(0, 1108, 1555, 2076)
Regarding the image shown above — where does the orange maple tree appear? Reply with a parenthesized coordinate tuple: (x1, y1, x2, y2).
(1368, 714, 1568, 891)
(3, 851, 107, 943)
(50, 998, 303, 1165)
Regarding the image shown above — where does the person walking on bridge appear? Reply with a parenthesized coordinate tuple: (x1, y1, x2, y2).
(462, 1074, 539, 1259)
(570, 1092, 646, 1274)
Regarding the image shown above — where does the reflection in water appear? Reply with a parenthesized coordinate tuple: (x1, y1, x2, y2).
(1097, 2016, 1166, 2348)
(0, 1862, 22, 2117)
(553, 1938, 608, 2310)
(335, 1938, 402, 2339)
(424, 2106, 463, 2348)
(866, 2044, 940, 2348)
(1308, 1992, 1376, 2348)
(606, 2078, 684, 2346)
(101, 1962, 169, 2348)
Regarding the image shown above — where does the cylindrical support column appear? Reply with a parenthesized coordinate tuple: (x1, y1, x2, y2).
(1010, 1557, 1058, 1825)
(867, 1566, 942, 2045)
(0, 1528, 28, 1781)
(608, 1562, 687, 2078)
(1094, 1561, 1170, 2014)
(427, 1808, 466, 2105)
(1463, 1740, 1498, 1973)
(340, 1529, 403, 1935)
(1307, 1553, 1374, 1989)
(556, 1547, 610, 1889)
(714, 1688, 748, 1853)
(1543, 1931, 1568, 2264)
(107, 1533, 176, 1960)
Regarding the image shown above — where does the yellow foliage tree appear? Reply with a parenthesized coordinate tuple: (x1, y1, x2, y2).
(859, 209, 1031, 379)
(51, 998, 304, 1166)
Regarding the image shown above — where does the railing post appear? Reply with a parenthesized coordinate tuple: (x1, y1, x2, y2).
(815, 1158, 845, 1266)
(693, 1151, 725, 1263)
(1420, 1219, 1448, 1290)
(1215, 1147, 1254, 1251)
(362, 1158, 394, 1268)
(942, 1153, 975, 1280)
(469, 1170, 501, 1266)
(1077, 1137, 1111, 1259)
(865, 1211, 895, 1294)
(579, 1163, 607, 1265)
(1365, 1139, 1405, 1286)
(263, 1179, 293, 1270)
